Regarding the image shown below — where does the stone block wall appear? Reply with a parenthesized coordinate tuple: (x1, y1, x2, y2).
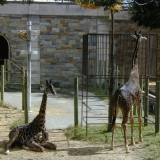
(0, 14, 108, 86)
(0, 3, 159, 87)
(39, 16, 105, 86)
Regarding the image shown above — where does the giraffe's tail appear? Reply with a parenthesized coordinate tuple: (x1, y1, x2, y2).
(111, 90, 120, 128)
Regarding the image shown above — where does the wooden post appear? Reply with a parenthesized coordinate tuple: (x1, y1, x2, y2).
(21, 66, 25, 110)
(7, 59, 11, 85)
(1, 65, 4, 102)
(144, 77, 149, 126)
(24, 70, 29, 123)
(155, 81, 160, 134)
(74, 77, 78, 126)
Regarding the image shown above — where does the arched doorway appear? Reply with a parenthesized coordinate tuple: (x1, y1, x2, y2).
(0, 34, 9, 65)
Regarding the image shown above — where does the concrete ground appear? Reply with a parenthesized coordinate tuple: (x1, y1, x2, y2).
(3, 89, 109, 130)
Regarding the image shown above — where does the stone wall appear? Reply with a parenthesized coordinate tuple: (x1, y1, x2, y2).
(1, 15, 108, 86)
(39, 15, 104, 86)
(0, 3, 159, 87)
(0, 3, 109, 86)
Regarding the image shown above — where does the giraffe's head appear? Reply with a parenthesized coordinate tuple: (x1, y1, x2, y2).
(131, 30, 147, 43)
(44, 80, 56, 95)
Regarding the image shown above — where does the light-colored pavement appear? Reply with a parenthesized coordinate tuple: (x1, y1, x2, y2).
(4, 89, 109, 130)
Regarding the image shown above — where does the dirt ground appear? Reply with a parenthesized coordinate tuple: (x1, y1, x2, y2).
(0, 106, 156, 160)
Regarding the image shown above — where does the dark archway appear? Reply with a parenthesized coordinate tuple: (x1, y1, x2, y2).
(0, 35, 9, 65)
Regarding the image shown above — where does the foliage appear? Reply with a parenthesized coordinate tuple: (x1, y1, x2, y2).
(75, 0, 122, 12)
(129, 0, 160, 29)
(0, 0, 33, 5)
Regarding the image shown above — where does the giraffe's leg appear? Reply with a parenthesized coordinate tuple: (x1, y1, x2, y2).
(130, 107, 135, 145)
(41, 130, 57, 150)
(5, 127, 20, 155)
(122, 112, 130, 153)
(111, 122, 116, 150)
(22, 140, 44, 152)
(111, 107, 119, 150)
(137, 103, 143, 142)
(41, 141, 57, 150)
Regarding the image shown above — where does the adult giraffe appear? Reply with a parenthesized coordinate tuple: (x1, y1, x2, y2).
(111, 30, 147, 153)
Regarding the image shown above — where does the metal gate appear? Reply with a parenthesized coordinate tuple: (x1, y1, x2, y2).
(81, 34, 158, 133)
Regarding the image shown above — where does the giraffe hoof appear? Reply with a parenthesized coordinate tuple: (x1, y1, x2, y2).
(111, 144, 114, 150)
(5, 150, 10, 155)
(125, 146, 130, 153)
(126, 149, 130, 153)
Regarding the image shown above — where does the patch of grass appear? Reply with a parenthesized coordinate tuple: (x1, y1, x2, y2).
(10, 114, 25, 129)
(64, 125, 108, 143)
(64, 124, 160, 158)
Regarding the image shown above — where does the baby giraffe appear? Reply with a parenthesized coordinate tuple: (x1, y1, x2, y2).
(5, 80, 57, 154)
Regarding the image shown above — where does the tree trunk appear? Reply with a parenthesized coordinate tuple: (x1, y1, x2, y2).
(107, 12, 115, 132)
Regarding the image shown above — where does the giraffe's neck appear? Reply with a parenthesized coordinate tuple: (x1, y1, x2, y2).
(39, 91, 47, 116)
(30, 91, 48, 133)
(130, 40, 140, 81)
(132, 39, 140, 67)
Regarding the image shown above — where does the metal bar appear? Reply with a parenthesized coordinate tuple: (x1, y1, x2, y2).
(74, 77, 78, 126)
(144, 77, 149, 126)
(86, 75, 88, 136)
(21, 66, 25, 111)
(27, 21, 32, 112)
(24, 70, 29, 123)
(155, 81, 160, 134)
(142, 90, 156, 99)
(10, 60, 21, 71)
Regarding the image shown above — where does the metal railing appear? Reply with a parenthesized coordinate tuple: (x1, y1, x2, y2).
(82, 34, 159, 135)
(0, 63, 29, 123)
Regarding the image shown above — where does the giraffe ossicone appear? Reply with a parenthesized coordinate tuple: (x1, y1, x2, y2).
(5, 80, 57, 154)
(111, 30, 146, 153)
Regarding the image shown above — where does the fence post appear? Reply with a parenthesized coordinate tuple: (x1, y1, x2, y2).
(74, 77, 78, 126)
(7, 60, 11, 85)
(21, 66, 25, 110)
(144, 77, 149, 126)
(24, 70, 29, 123)
(1, 65, 4, 102)
(155, 81, 160, 134)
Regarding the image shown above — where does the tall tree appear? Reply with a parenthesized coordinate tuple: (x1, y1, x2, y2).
(0, 0, 32, 5)
(129, 0, 160, 29)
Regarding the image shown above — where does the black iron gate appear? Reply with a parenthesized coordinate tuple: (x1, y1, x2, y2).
(82, 34, 158, 134)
